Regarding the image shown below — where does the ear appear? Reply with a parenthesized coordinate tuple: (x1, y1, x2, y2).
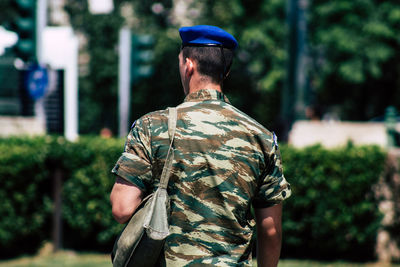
(185, 57, 195, 76)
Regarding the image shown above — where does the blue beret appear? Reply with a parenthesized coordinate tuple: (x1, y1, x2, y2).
(179, 25, 238, 50)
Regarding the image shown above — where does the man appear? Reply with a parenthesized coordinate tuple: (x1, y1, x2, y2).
(110, 25, 291, 267)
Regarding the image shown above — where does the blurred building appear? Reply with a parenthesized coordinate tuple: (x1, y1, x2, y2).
(49, 0, 70, 26)
(0, 1, 77, 139)
(0, 55, 65, 137)
(289, 120, 397, 148)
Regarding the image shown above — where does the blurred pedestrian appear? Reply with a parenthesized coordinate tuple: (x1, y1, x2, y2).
(110, 25, 291, 267)
(100, 127, 113, 138)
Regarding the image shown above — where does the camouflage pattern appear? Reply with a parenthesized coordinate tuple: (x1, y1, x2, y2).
(112, 89, 291, 266)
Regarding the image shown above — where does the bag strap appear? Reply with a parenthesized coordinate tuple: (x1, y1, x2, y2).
(159, 107, 177, 189)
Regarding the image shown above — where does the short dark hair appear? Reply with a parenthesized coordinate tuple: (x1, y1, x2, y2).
(181, 46, 234, 84)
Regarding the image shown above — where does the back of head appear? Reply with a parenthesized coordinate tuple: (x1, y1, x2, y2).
(179, 25, 238, 85)
(181, 46, 233, 84)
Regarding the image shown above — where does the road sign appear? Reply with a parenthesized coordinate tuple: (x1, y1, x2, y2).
(25, 64, 48, 100)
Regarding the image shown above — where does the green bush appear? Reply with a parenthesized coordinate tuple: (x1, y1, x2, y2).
(61, 137, 124, 251)
(0, 137, 52, 258)
(280, 144, 386, 261)
(0, 137, 388, 261)
(0, 136, 125, 258)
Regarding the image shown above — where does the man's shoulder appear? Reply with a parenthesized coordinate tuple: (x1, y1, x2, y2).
(134, 108, 169, 128)
(225, 104, 274, 138)
(141, 108, 169, 119)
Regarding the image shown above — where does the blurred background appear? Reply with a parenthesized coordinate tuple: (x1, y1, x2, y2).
(0, 0, 400, 266)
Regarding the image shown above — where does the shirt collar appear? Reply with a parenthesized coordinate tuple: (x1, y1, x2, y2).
(183, 89, 231, 104)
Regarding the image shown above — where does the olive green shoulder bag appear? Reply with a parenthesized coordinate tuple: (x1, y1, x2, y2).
(111, 107, 177, 267)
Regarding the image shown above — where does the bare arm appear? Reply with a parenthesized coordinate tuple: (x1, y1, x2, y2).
(110, 176, 144, 224)
(255, 203, 283, 267)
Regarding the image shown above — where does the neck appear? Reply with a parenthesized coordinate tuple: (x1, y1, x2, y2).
(187, 72, 222, 94)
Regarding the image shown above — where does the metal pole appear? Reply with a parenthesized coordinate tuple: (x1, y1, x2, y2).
(294, 0, 309, 121)
(52, 168, 63, 252)
(36, 0, 47, 64)
(282, 0, 309, 140)
(64, 29, 79, 141)
(34, 0, 47, 129)
(281, 0, 297, 140)
(118, 27, 132, 138)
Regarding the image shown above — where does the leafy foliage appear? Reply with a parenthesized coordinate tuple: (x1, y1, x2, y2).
(0, 136, 125, 258)
(65, 0, 125, 134)
(61, 0, 400, 135)
(280, 144, 386, 261)
(64, 0, 287, 135)
(0, 0, 16, 27)
(199, 0, 288, 129)
(0, 136, 388, 261)
(0, 137, 52, 258)
(308, 0, 400, 120)
(61, 137, 125, 251)
(1, 0, 399, 133)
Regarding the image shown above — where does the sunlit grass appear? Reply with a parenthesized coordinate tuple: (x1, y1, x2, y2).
(0, 251, 111, 267)
(278, 259, 399, 267)
(1, 253, 399, 267)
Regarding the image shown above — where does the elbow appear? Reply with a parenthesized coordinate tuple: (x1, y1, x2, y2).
(111, 204, 134, 224)
(259, 226, 281, 243)
(257, 226, 282, 253)
(265, 226, 281, 239)
(258, 217, 282, 241)
(110, 178, 143, 224)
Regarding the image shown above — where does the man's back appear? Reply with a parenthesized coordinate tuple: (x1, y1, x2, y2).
(111, 25, 291, 267)
(113, 89, 291, 266)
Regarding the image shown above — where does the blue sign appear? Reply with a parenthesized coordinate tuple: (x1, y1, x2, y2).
(25, 64, 49, 100)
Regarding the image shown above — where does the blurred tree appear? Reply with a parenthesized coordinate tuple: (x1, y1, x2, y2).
(118, 0, 183, 124)
(0, 0, 17, 26)
(308, 0, 400, 120)
(61, 0, 400, 135)
(64, 0, 288, 135)
(195, 0, 289, 131)
(65, 0, 124, 135)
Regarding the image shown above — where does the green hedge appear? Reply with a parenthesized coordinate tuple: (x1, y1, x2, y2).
(0, 137, 52, 258)
(59, 137, 125, 251)
(280, 144, 386, 261)
(0, 136, 125, 257)
(0, 137, 387, 260)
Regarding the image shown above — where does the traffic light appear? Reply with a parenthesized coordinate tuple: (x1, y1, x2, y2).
(131, 34, 155, 83)
(10, 0, 37, 62)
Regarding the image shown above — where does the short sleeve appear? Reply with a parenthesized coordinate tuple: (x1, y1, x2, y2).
(252, 141, 291, 208)
(111, 118, 153, 193)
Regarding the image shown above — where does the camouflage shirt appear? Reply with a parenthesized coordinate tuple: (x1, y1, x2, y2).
(112, 89, 291, 266)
